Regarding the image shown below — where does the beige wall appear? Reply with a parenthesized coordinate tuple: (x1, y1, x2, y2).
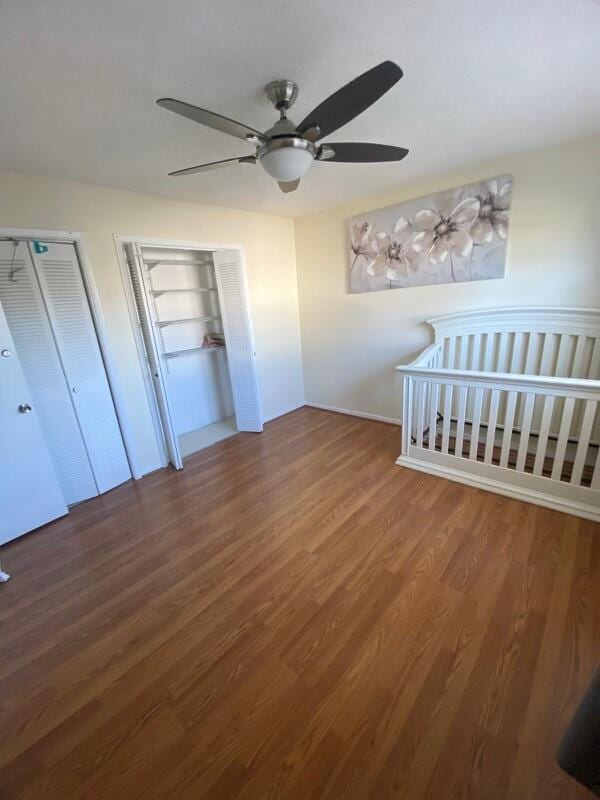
(294, 135, 600, 423)
(0, 173, 304, 474)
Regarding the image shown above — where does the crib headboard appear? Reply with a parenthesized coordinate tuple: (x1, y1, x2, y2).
(428, 307, 600, 380)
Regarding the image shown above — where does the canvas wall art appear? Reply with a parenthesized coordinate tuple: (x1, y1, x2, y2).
(347, 175, 512, 293)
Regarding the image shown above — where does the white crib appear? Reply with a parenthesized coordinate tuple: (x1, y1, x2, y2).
(396, 307, 600, 521)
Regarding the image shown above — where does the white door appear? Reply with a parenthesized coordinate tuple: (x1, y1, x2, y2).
(213, 250, 263, 432)
(30, 242, 131, 493)
(0, 299, 68, 545)
(0, 241, 98, 504)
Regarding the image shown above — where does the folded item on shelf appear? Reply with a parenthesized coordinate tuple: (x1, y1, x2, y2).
(203, 332, 225, 348)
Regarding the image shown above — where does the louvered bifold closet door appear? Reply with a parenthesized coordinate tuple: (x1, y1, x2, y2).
(128, 244, 182, 469)
(213, 250, 262, 432)
(0, 241, 97, 505)
(0, 297, 68, 544)
(30, 242, 131, 494)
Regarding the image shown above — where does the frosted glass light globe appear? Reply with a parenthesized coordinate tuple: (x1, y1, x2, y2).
(259, 142, 314, 182)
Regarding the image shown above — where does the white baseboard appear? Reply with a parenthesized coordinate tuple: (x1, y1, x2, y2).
(396, 454, 600, 522)
(139, 460, 168, 478)
(263, 402, 306, 423)
(306, 402, 401, 426)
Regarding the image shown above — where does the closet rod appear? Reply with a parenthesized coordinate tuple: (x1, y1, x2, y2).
(143, 258, 213, 267)
(151, 288, 217, 296)
(0, 236, 73, 245)
(164, 345, 225, 359)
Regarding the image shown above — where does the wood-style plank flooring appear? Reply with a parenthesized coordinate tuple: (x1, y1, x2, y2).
(1, 407, 598, 799)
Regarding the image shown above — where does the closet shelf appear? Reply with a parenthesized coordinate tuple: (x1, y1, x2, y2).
(156, 315, 221, 327)
(151, 287, 218, 296)
(164, 345, 226, 359)
(144, 258, 213, 270)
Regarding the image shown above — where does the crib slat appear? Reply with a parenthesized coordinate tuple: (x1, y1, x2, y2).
(424, 382, 431, 441)
(555, 334, 571, 378)
(533, 395, 556, 476)
(441, 338, 448, 368)
(587, 342, 600, 448)
(551, 396, 576, 481)
(496, 332, 509, 372)
(537, 333, 549, 375)
(415, 382, 426, 448)
(454, 386, 468, 458)
(480, 336, 494, 424)
(516, 393, 535, 472)
(457, 336, 468, 370)
(551, 334, 562, 377)
(570, 335, 587, 378)
(586, 338, 600, 379)
(469, 388, 484, 461)
(524, 332, 539, 375)
(581, 337, 595, 379)
(469, 334, 482, 371)
(499, 391, 518, 468)
(428, 383, 439, 451)
(441, 384, 453, 454)
(539, 333, 555, 376)
(446, 337, 456, 370)
(511, 334, 526, 427)
(591, 446, 600, 491)
(484, 390, 500, 464)
(570, 400, 597, 486)
(483, 333, 495, 372)
(510, 333, 524, 373)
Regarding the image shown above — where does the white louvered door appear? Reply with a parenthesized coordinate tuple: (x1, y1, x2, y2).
(30, 242, 131, 494)
(0, 297, 68, 544)
(213, 250, 262, 432)
(128, 243, 182, 469)
(0, 241, 98, 505)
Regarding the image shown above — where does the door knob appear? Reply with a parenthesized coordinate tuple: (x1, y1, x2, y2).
(18, 403, 32, 414)
(1, 349, 11, 357)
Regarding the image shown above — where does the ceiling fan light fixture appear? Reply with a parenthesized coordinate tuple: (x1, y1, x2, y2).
(258, 138, 315, 182)
(158, 61, 408, 190)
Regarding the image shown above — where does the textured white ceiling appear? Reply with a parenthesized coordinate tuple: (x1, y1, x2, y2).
(2, 0, 599, 217)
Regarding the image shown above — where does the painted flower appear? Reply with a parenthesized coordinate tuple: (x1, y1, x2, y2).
(469, 177, 511, 245)
(350, 222, 374, 263)
(412, 197, 480, 264)
(366, 216, 417, 281)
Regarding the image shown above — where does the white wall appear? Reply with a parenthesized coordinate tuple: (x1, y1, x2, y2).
(294, 134, 600, 423)
(0, 173, 305, 474)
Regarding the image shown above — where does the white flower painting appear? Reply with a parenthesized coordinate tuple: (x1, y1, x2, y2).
(347, 175, 512, 292)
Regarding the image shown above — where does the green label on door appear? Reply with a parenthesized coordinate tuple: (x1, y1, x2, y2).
(33, 241, 49, 254)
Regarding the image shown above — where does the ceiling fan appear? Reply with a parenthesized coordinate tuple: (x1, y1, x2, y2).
(157, 61, 408, 193)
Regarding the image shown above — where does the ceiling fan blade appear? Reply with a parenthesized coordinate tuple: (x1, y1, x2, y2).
(297, 61, 403, 141)
(317, 143, 409, 163)
(157, 98, 264, 142)
(168, 155, 256, 177)
(278, 179, 300, 193)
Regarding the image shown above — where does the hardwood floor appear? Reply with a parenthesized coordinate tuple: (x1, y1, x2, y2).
(0, 407, 598, 799)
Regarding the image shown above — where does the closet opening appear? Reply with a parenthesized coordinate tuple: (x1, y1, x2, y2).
(117, 236, 262, 471)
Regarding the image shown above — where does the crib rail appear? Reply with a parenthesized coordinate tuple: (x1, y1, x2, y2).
(397, 362, 600, 520)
